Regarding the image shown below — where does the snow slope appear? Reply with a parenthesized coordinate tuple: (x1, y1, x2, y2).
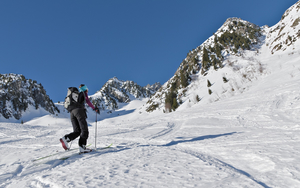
(1, 50, 300, 187)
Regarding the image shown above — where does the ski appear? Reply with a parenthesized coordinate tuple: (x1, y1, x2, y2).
(98, 143, 113, 150)
(32, 144, 92, 162)
(60, 143, 113, 160)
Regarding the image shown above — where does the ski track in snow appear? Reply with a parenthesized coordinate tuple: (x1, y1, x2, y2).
(2, 100, 299, 188)
(2, 81, 300, 187)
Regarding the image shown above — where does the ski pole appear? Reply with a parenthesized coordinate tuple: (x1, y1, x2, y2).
(95, 111, 97, 151)
(69, 140, 73, 150)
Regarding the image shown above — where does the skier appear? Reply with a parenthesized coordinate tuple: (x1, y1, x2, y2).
(60, 84, 99, 153)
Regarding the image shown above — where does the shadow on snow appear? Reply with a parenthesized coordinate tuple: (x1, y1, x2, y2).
(162, 132, 238, 147)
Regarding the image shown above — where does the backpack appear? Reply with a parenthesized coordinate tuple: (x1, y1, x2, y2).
(64, 87, 83, 112)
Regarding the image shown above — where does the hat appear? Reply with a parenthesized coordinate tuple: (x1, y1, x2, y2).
(79, 85, 88, 92)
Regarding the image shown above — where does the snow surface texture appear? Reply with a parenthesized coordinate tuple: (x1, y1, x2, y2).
(1, 51, 300, 187)
(1, 2, 300, 188)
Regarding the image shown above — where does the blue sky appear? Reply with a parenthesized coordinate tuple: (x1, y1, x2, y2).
(0, 0, 298, 102)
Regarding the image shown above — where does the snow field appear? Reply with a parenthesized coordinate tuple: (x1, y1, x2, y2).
(1, 54, 300, 187)
(2, 75, 300, 188)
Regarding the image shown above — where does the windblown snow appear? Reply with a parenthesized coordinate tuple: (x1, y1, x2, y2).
(1, 1, 300, 188)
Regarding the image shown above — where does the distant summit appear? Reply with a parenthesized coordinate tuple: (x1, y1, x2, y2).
(89, 77, 161, 113)
(0, 73, 59, 120)
(144, 82, 162, 92)
(265, 1, 300, 54)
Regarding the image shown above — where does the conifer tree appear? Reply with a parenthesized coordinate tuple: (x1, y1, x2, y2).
(180, 70, 188, 88)
(172, 98, 179, 111)
(202, 47, 210, 70)
(196, 95, 201, 102)
(165, 91, 177, 112)
(223, 77, 229, 83)
(207, 80, 212, 87)
(215, 44, 222, 58)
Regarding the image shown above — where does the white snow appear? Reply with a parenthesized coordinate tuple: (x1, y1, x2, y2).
(1, 50, 300, 187)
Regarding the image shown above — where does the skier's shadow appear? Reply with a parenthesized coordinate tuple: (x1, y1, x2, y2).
(162, 132, 238, 147)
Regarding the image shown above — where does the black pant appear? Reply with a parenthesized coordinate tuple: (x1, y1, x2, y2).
(65, 108, 89, 147)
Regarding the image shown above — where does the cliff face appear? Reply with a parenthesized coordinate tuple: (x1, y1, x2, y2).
(265, 1, 300, 54)
(90, 77, 161, 113)
(0, 73, 59, 120)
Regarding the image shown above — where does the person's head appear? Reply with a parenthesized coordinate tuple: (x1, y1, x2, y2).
(79, 84, 88, 93)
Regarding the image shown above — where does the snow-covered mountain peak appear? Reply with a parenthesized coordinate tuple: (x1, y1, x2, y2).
(281, 0, 300, 21)
(143, 1, 300, 114)
(197, 17, 261, 52)
(145, 82, 162, 92)
(266, 1, 300, 54)
(0, 73, 59, 121)
(217, 17, 260, 35)
(90, 77, 161, 113)
(106, 76, 124, 85)
(143, 16, 263, 113)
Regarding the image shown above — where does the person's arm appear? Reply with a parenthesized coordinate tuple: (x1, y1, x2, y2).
(83, 92, 95, 110)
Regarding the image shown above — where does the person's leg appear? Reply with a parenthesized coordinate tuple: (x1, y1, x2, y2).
(73, 108, 89, 147)
(60, 109, 81, 150)
(65, 109, 81, 140)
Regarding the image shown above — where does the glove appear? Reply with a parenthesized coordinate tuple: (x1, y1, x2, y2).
(94, 107, 100, 114)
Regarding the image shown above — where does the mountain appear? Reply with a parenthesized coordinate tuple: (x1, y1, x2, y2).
(144, 1, 300, 113)
(0, 73, 59, 121)
(266, 1, 300, 54)
(0, 75, 160, 120)
(89, 77, 161, 113)
(144, 82, 162, 93)
(2, 2, 299, 120)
